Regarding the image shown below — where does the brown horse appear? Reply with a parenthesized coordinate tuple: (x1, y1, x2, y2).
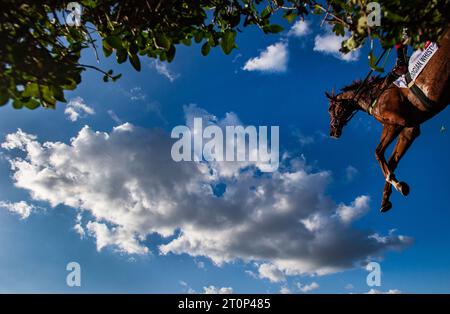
(327, 27, 450, 213)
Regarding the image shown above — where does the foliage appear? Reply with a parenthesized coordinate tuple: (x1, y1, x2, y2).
(1, 0, 449, 110)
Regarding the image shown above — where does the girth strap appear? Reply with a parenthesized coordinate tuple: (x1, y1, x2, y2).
(405, 72, 436, 110)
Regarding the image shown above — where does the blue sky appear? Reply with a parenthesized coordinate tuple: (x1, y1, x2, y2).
(0, 16, 449, 294)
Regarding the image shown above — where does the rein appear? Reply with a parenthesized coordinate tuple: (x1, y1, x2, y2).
(349, 48, 391, 116)
(330, 49, 391, 128)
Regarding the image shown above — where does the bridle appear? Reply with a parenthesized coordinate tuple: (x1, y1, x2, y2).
(328, 48, 391, 129)
(330, 98, 358, 130)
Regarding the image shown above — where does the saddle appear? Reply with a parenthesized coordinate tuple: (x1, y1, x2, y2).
(393, 42, 440, 110)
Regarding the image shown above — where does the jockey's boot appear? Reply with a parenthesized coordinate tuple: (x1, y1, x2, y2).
(393, 45, 409, 76)
(381, 68, 403, 89)
(382, 46, 409, 88)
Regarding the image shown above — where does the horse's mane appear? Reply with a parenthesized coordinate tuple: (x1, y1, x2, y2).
(341, 75, 384, 92)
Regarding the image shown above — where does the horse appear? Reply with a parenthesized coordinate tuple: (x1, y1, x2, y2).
(327, 27, 450, 213)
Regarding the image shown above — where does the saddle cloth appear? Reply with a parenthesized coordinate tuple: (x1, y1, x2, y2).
(394, 42, 439, 88)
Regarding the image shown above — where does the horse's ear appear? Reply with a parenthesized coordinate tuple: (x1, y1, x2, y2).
(325, 91, 331, 99)
(331, 87, 335, 98)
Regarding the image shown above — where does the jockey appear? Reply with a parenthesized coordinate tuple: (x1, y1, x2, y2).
(392, 28, 410, 77)
(393, 43, 408, 76)
(390, 28, 432, 81)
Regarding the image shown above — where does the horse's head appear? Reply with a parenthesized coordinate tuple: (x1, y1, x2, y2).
(326, 88, 356, 139)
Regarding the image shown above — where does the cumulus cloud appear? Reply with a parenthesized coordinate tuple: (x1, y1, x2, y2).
(288, 20, 311, 37)
(280, 286, 292, 294)
(0, 200, 38, 219)
(336, 195, 371, 224)
(150, 60, 180, 82)
(179, 282, 233, 294)
(243, 42, 288, 73)
(203, 286, 233, 294)
(313, 32, 360, 62)
(297, 282, 319, 293)
(258, 263, 286, 283)
(74, 212, 85, 238)
(64, 97, 95, 122)
(87, 221, 149, 255)
(367, 288, 401, 294)
(1, 106, 412, 279)
(179, 280, 196, 294)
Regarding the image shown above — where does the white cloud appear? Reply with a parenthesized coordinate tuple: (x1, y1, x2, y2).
(345, 165, 359, 182)
(87, 221, 149, 255)
(313, 33, 360, 62)
(292, 129, 315, 146)
(203, 286, 233, 294)
(258, 263, 286, 283)
(0, 200, 37, 219)
(288, 20, 311, 37)
(245, 270, 258, 279)
(107, 109, 122, 124)
(336, 195, 370, 224)
(1, 106, 412, 279)
(74, 213, 85, 238)
(243, 42, 288, 73)
(297, 282, 319, 293)
(280, 286, 292, 294)
(179, 283, 233, 294)
(151, 60, 180, 82)
(64, 97, 95, 122)
(179, 280, 196, 294)
(195, 260, 205, 269)
(128, 87, 146, 101)
(367, 288, 401, 294)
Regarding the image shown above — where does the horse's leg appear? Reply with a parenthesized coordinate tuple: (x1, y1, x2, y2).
(375, 124, 403, 184)
(380, 126, 421, 212)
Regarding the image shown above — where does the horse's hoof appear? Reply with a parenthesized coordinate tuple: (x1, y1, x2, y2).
(398, 182, 410, 196)
(380, 201, 393, 213)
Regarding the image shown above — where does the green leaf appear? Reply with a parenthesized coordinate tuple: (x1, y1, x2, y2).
(182, 38, 191, 46)
(129, 42, 138, 55)
(112, 74, 122, 82)
(357, 16, 368, 34)
(201, 42, 211, 56)
(264, 24, 284, 34)
(0, 92, 9, 106)
(167, 45, 176, 62)
(105, 36, 123, 50)
(41, 85, 56, 107)
(220, 30, 237, 55)
(261, 7, 272, 19)
(24, 98, 40, 110)
(102, 40, 113, 57)
(154, 33, 171, 50)
(12, 99, 23, 109)
(62, 79, 77, 91)
(283, 10, 297, 24)
(332, 24, 345, 37)
(194, 31, 204, 43)
(116, 49, 127, 64)
(52, 86, 66, 102)
(129, 53, 141, 71)
(22, 83, 39, 98)
(342, 36, 358, 52)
